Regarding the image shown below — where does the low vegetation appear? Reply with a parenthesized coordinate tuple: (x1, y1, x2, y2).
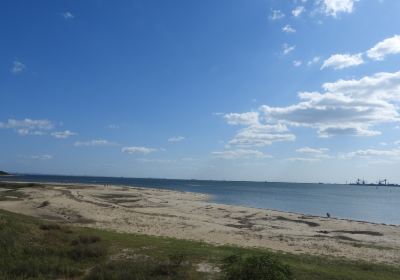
(222, 254, 293, 280)
(0, 208, 399, 279)
(37, 200, 50, 208)
(0, 182, 39, 202)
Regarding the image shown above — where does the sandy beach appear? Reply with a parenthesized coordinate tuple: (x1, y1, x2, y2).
(1, 181, 399, 265)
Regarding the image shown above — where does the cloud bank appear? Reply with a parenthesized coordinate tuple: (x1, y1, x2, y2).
(122, 146, 158, 154)
(222, 70, 400, 142)
(320, 0, 357, 17)
(74, 139, 114, 147)
(0, 118, 54, 135)
(212, 149, 271, 159)
(321, 53, 364, 70)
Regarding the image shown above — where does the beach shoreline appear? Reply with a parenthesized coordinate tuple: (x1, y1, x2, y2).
(1, 181, 399, 265)
(3, 179, 399, 227)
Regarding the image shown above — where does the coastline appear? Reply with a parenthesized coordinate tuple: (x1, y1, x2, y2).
(1, 181, 399, 265)
(4, 179, 398, 227)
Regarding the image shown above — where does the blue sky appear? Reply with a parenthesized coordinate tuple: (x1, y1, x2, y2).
(1, 0, 400, 183)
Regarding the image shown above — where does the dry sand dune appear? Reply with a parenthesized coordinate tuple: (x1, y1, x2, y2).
(1, 182, 399, 265)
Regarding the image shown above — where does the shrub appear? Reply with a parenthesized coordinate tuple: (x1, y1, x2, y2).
(39, 224, 61, 231)
(67, 234, 106, 261)
(85, 254, 189, 280)
(70, 235, 101, 246)
(152, 253, 185, 276)
(221, 254, 293, 280)
(38, 200, 50, 208)
(68, 243, 107, 261)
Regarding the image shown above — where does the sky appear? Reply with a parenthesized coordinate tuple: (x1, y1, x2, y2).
(1, 0, 400, 183)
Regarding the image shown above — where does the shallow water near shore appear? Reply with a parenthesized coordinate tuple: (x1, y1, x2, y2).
(2, 174, 400, 225)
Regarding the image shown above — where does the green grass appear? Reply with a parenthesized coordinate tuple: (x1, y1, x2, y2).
(0, 208, 399, 279)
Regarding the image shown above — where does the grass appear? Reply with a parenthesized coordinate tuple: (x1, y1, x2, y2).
(0, 189, 28, 201)
(0, 208, 399, 279)
(0, 182, 43, 202)
(0, 182, 42, 189)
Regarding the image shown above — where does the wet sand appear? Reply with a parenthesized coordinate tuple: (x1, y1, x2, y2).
(0, 181, 399, 265)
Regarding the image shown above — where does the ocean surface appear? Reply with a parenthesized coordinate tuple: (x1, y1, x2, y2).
(2, 174, 400, 225)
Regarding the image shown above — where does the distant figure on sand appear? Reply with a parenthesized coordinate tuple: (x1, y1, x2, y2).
(326, 212, 331, 218)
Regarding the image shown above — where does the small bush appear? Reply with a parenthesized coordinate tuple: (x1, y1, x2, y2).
(68, 234, 105, 261)
(221, 254, 293, 280)
(62, 227, 74, 234)
(71, 235, 101, 246)
(38, 200, 50, 208)
(39, 224, 61, 231)
(68, 243, 107, 261)
(85, 254, 189, 280)
(151, 253, 186, 276)
(86, 260, 146, 280)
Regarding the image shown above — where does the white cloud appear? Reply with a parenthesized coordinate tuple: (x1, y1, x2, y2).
(62, 12, 74, 19)
(224, 112, 259, 126)
(122, 146, 158, 154)
(307, 56, 321, 66)
(296, 147, 329, 154)
(322, 35, 400, 71)
(287, 157, 321, 162)
(0, 118, 53, 135)
(227, 125, 296, 147)
(0, 118, 77, 139)
(343, 148, 400, 159)
(282, 43, 296, 55)
(74, 139, 114, 147)
(168, 136, 185, 142)
(269, 10, 285, 20)
(227, 70, 400, 138)
(282, 25, 296, 33)
(319, 126, 381, 137)
(11, 61, 26, 73)
(293, 60, 302, 67)
(320, 0, 357, 17)
(292, 6, 305, 17)
(30, 155, 53, 160)
(212, 149, 271, 159)
(367, 35, 400, 61)
(106, 124, 119, 129)
(51, 130, 76, 139)
(223, 113, 295, 147)
(296, 146, 331, 159)
(136, 158, 176, 163)
(321, 53, 364, 70)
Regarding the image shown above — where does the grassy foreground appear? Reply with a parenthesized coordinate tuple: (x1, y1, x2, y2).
(0, 209, 399, 279)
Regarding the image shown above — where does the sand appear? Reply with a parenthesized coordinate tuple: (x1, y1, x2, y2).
(0, 181, 399, 265)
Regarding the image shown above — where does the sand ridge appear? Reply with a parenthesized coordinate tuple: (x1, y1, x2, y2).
(0, 182, 399, 265)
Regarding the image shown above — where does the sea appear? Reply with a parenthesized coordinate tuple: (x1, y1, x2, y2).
(2, 174, 400, 225)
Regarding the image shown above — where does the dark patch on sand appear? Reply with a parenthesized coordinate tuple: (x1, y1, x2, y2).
(317, 230, 383, 236)
(274, 216, 320, 227)
(59, 189, 110, 208)
(333, 230, 384, 236)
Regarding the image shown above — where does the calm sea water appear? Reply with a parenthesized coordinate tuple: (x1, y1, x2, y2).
(2, 174, 400, 225)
